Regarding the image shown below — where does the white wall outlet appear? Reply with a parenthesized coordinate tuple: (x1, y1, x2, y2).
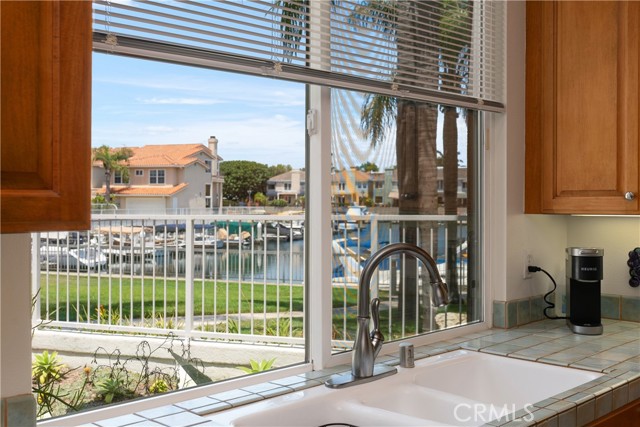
(523, 252, 534, 280)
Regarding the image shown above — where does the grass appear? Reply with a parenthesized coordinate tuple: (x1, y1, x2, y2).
(39, 274, 467, 339)
(39, 274, 304, 323)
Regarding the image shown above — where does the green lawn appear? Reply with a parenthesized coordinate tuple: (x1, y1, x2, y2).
(38, 274, 463, 339)
(40, 274, 359, 322)
(39, 274, 305, 322)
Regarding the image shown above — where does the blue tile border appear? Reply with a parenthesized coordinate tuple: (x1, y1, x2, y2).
(621, 295, 640, 322)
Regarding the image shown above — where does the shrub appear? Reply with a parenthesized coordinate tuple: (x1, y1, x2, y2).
(269, 199, 288, 207)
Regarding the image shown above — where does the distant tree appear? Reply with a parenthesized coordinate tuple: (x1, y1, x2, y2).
(253, 192, 268, 206)
(358, 161, 379, 172)
(220, 161, 271, 201)
(267, 164, 293, 178)
(92, 145, 133, 202)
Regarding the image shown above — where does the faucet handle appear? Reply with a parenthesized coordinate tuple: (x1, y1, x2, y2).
(371, 298, 381, 330)
(370, 298, 384, 356)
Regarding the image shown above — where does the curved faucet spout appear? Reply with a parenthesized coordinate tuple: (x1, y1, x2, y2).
(350, 242, 449, 379)
(357, 242, 449, 319)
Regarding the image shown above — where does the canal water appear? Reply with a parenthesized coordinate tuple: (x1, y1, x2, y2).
(155, 239, 306, 284)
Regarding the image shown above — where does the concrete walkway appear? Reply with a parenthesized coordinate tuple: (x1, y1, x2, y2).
(32, 329, 305, 383)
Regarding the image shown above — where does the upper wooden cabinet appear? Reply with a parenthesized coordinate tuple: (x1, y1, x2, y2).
(525, 1, 640, 214)
(0, 1, 92, 233)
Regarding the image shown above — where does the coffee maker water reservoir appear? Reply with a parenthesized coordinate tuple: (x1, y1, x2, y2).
(566, 247, 604, 335)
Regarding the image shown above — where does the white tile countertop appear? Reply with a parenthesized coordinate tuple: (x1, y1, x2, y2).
(53, 319, 640, 427)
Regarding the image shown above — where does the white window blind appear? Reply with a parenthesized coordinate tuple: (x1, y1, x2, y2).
(93, 0, 504, 111)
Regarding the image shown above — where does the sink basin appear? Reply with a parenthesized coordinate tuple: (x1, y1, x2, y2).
(207, 349, 603, 427)
(409, 349, 603, 410)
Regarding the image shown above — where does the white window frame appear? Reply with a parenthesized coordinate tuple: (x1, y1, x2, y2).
(113, 170, 126, 184)
(149, 169, 165, 185)
(64, 2, 498, 420)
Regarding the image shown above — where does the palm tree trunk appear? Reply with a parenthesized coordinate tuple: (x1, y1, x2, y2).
(105, 170, 112, 203)
(394, 1, 440, 331)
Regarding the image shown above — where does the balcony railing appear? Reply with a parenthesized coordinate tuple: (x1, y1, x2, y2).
(32, 213, 470, 349)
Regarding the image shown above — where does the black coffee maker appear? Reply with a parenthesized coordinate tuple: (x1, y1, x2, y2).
(566, 247, 604, 335)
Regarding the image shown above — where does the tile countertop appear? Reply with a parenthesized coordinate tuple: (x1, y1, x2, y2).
(74, 319, 640, 427)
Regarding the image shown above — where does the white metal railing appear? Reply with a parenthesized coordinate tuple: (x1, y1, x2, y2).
(32, 213, 471, 348)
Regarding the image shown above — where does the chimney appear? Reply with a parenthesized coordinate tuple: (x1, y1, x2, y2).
(208, 136, 218, 155)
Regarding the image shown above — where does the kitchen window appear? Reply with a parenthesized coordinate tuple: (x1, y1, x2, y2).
(28, 1, 505, 420)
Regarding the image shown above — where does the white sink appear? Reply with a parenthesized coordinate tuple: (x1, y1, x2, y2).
(409, 349, 602, 411)
(207, 349, 602, 427)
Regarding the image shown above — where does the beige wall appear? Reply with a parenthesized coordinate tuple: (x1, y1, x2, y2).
(179, 163, 210, 209)
(0, 234, 33, 397)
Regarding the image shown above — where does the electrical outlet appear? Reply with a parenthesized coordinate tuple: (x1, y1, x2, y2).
(523, 252, 533, 279)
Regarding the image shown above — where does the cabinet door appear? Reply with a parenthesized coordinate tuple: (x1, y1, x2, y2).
(526, 1, 640, 214)
(0, 1, 91, 233)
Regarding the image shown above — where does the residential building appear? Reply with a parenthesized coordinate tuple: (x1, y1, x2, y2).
(266, 169, 305, 203)
(92, 136, 224, 212)
(331, 167, 371, 206)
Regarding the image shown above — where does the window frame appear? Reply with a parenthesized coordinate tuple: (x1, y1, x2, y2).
(149, 169, 165, 185)
(82, 0, 497, 407)
(113, 170, 127, 184)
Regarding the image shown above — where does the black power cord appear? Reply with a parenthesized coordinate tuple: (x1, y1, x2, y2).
(528, 265, 567, 320)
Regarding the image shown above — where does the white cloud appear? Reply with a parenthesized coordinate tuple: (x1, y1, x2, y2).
(92, 114, 306, 167)
(137, 97, 225, 105)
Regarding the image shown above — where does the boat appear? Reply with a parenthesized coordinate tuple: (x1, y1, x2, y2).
(266, 221, 304, 241)
(335, 205, 369, 231)
(40, 233, 108, 271)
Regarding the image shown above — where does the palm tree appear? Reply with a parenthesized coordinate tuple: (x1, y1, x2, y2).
(360, 0, 474, 324)
(358, 1, 441, 329)
(92, 145, 133, 203)
(439, 0, 472, 304)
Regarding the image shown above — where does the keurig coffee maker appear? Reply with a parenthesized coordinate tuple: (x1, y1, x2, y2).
(566, 247, 604, 335)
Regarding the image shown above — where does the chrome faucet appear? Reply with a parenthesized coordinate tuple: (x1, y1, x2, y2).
(326, 242, 449, 388)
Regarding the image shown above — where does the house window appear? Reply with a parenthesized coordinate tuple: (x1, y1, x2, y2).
(149, 169, 165, 184)
(284, 183, 291, 191)
(135, 170, 143, 176)
(113, 171, 128, 184)
(204, 160, 212, 173)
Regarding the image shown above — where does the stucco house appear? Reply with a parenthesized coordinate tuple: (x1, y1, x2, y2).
(92, 136, 224, 212)
(265, 169, 305, 203)
(331, 167, 371, 206)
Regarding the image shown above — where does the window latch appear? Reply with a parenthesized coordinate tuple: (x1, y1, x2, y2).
(306, 109, 317, 136)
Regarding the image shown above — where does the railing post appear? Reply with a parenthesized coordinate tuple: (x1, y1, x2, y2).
(184, 218, 194, 336)
(31, 233, 41, 324)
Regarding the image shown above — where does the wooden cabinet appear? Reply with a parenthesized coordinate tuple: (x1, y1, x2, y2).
(525, 1, 640, 214)
(0, 1, 92, 233)
(586, 398, 640, 427)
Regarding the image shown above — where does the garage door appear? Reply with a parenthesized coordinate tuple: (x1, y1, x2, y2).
(124, 197, 165, 213)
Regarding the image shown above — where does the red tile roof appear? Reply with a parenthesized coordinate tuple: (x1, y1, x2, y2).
(96, 183, 188, 197)
(128, 144, 212, 167)
(93, 144, 213, 168)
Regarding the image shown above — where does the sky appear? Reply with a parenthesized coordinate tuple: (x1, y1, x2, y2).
(92, 53, 307, 168)
(92, 53, 469, 170)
